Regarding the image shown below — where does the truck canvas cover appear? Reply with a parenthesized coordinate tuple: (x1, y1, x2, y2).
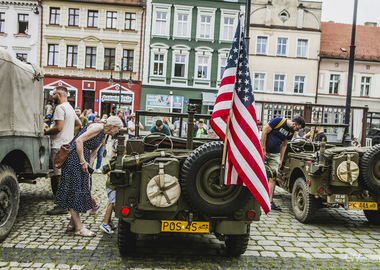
(0, 48, 44, 137)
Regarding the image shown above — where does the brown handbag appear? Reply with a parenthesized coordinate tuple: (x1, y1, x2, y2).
(54, 144, 72, 168)
(54, 136, 77, 169)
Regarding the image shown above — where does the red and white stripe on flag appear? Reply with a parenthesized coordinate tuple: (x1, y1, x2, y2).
(210, 21, 271, 214)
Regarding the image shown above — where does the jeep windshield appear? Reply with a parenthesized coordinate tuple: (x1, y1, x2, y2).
(298, 123, 347, 144)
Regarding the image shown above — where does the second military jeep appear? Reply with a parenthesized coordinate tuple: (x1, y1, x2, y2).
(279, 123, 380, 224)
(107, 109, 261, 256)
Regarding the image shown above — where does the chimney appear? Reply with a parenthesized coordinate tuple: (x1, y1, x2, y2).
(364, 22, 377, 27)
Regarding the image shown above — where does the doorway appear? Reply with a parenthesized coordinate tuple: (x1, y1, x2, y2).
(83, 90, 95, 111)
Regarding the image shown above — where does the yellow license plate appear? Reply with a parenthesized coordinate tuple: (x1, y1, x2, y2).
(161, 220, 209, 233)
(346, 202, 378, 210)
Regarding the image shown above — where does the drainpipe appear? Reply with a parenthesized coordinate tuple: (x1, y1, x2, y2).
(314, 56, 321, 104)
(138, 6, 145, 83)
(38, 0, 43, 67)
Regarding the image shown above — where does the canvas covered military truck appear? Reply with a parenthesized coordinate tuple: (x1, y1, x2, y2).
(278, 123, 380, 224)
(106, 108, 261, 256)
(0, 48, 51, 241)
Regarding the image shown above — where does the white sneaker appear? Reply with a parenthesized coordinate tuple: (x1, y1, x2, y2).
(95, 169, 102, 174)
(100, 223, 113, 234)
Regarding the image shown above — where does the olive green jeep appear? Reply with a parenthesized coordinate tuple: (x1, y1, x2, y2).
(107, 108, 261, 256)
(278, 123, 380, 224)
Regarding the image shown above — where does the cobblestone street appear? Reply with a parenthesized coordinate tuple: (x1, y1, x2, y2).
(1, 153, 380, 269)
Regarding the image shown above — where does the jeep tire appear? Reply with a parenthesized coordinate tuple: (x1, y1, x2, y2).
(225, 224, 250, 256)
(181, 141, 251, 216)
(0, 165, 19, 242)
(292, 177, 318, 223)
(360, 144, 380, 193)
(363, 209, 380, 225)
(118, 219, 137, 256)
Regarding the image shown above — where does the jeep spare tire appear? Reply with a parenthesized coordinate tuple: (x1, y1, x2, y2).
(360, 144, 380, 193)
(180, 141, 251, 215)
(0, 165, 19, 242)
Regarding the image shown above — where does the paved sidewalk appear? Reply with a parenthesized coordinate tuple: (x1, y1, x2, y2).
(1, 152, 380, 268)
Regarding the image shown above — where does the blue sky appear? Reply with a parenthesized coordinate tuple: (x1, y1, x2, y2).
(320, 0, 380, 25)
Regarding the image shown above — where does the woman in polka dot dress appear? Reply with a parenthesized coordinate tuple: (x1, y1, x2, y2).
(55, 116, 123, 237)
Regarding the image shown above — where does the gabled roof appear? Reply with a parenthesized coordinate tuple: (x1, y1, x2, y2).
(320, 22, 380, 61)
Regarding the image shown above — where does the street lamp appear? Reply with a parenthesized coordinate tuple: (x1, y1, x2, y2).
(344, 0, 358, 145)
(111, 58, 134, 110)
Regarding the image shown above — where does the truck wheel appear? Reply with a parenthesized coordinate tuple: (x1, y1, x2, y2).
(360, 144, 380, 193)
(363, 209, 380, 225)
(181, 141, 251, 216)
(292, 177, 318, 223)
(0, 165, 19, 242)
(118, 219, 137, 256)
(225, 224, 250, 256)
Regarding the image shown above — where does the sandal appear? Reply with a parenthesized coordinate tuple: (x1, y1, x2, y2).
(66, 224, 75, 232)
(74, 227, 96, 237)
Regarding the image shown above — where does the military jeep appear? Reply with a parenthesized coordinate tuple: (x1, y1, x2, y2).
(279, 123, 380, 224)
(108, 108, 261, 256)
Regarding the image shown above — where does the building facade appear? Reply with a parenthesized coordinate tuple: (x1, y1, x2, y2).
(141, 0, 245, 126)
(0, 0, 40, 63)
(248, 0, 322, 123)
(42, 0, 144, 116)
(318, 22, 380, 128)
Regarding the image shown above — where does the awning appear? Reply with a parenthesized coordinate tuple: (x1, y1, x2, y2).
(202, 92, 217, 106)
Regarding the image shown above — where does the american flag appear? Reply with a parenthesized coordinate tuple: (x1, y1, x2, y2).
(210, 20, 271, 214)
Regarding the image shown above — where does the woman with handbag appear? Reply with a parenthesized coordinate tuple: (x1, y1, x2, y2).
(54, 116, 123, 237)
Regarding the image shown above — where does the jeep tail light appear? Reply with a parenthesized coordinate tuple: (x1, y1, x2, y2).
(318, 187, 324, 193)
(307, 180, 311, 187)
(121, 207, 130, 216)
(247, 210, 256, 219)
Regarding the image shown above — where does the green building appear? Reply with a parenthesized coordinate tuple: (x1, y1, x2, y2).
(141, 0, 246, 123)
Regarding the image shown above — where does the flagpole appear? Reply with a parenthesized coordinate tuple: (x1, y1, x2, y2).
(219, 14, 244, 186)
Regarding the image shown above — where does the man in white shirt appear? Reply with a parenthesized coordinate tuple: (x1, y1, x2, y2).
(44, 86, 81, 215)
(127, 112, 143, 138)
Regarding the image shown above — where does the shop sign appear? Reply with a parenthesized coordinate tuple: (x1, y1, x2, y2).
(101, 94, 132, 104)
(147, 94, 183, 108)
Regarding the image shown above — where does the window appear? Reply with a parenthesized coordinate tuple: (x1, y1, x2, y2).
(85, 47, 96, 68)
(361, 76, 371, 96)
(297, 39, 308, 58)
(16, 53, 27, 62)
(256, 36, 267, 55)
(174, 55, 186, 78)
(66, 45, 78, 67)
(219, 56, 227, 80)
(154, 11, 168, 35)
(106, 11, 117, 29)
(87, 10, 98, 28)
(294, 76, 305, 93)
(329, 74, 340, 94)
(221, 16, 235, 41)
(104, 48, 115, 70)
(0, 13, 4, 33)
(122, 49, 133, 71)
(196, 56, 210, 79)
(68, 8, 79, 26)
(254, 73, 265, 91)
(176, 13, 189, 37)
(48, 44, 59, 66)
(153, 53, 165, 76)
(49, 8, 60, 25)
(197, 8, 215, 40)
(277, 38, 287, 56)
(18, 14, 28, 34)
(125, 13, 136, 30)
(274, 74, 285, 92)
(199, 15, 211, 38)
